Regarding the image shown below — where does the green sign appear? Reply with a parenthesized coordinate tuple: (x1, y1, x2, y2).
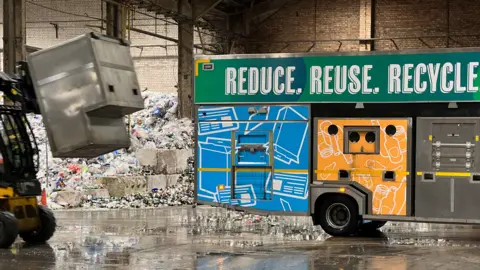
(194, 50, 480, 104)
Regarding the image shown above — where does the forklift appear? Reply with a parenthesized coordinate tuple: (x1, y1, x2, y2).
(0, 61, 55, 248)
(0, 32, 144, 248)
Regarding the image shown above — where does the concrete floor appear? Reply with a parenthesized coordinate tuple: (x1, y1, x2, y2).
(3, 206, 480, 269)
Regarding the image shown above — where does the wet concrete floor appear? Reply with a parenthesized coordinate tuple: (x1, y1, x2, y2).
(2, 206, 480, 269)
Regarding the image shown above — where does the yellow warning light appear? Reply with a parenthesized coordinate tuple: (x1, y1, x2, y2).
(339, 187, 346, 193)
(218, 184, 225, 190)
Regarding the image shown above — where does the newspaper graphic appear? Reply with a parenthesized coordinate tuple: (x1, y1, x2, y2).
(272, 172, 308, 199)
(232, 185, 256, 207)
(198, 107, 239, 135)
(215, 186, 232, 204)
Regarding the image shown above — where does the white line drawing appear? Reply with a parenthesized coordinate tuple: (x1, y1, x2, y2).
(357, 175, 374, 189)
(317, 120, 353, 164)
(264, 172, 273, 192)
(319, 162, 336, 179)
(317, 120, 336, 158)
(273, 122, 309, 165)
(215, 186, 232, 203)
(245, 106, 271, 133)
(365, 159, 386, 170)
(280, 198, 293, 211)
(198, 194, 214, 200)
(213, 184, 257, 207)
(372, 185, 391, 214)
(372, 180, 406, 215)
(198, 105, 310, 210)
(198, 138, 232, 197)
(232, 184, 257, 207)
(370, 120, 407, 164)
(273, 107, 309, 165)
(272, 173, 309, 199)
(198, 107, 239, 135)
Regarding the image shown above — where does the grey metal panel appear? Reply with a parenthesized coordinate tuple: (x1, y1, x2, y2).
(88, 37, 144, 117)
(453, 177, 480, 218)
(26, 33, 144, 158)
(415, 176, 452, 218)
(415, 117, 480, 220)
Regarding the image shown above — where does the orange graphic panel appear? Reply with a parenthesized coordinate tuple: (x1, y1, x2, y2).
(315, 119, 409, 216)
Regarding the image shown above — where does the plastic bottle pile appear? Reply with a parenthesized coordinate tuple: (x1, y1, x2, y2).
(28, 91, 195, 209)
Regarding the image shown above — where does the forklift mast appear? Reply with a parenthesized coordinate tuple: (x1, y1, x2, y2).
(0, 62, 41, 196)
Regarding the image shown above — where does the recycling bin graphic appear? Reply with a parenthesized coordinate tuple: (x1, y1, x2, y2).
(197, 107, 239, 135)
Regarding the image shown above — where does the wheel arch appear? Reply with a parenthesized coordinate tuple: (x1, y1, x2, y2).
(310, 181, 371, 218)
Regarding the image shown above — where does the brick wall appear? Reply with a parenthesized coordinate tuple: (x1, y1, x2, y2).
(247, 0, 480, 53)
(0, 0, 213, 93)
(248, 0, 360, 53)
(374, 0, 480, 50)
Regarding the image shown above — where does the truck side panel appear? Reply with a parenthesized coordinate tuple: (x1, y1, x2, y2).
(313, 118, 412, 216)
(416, 117, 480, 220)
(195, 105, 310, 214)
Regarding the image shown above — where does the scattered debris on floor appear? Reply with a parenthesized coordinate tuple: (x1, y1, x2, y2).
(29, 92, 195, 209)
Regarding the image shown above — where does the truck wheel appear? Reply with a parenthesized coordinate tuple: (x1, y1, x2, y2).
(20, 206, 56, 244)
(360, 221, 387, 232)
(0, 211, 19, 248)
(318, 195, 360, 237)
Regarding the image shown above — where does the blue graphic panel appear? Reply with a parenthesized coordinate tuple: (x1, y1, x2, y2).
(196, 105, 310, 213)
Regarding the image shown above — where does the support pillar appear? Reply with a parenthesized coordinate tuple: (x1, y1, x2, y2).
(177, 0, 194, 119)
(359, 0, 373, 51)
(106, 2, 126, 39)
(3, 0, 26, 74)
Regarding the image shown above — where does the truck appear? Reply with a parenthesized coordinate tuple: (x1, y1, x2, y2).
(0, 32, 143, 247)
(193, 48, 480, 236)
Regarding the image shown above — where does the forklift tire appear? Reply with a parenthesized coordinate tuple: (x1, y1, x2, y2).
(318, 195, 360, 237)
(20, 206, 56, 244)
(0, 211, 19, 248)
(360, 221, 387, 232)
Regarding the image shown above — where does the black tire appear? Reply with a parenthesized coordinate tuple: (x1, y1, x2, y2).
(0, 211, 19, 248)
(20, 206, 56, 244)
(360, 221, 387, 232)
(318, 195, 360, 237)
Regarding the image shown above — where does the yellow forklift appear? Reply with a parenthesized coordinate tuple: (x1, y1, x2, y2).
(0, 62, 56, 248)
(0, 32, 144, 248)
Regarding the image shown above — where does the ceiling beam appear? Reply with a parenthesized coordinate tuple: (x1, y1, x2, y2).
(248, 0, 293, 19)
(193, 0, 224, 20)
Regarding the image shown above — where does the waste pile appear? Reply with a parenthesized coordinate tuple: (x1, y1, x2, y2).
(81, 157, 195, 209)
(28, 91, 195, 209)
